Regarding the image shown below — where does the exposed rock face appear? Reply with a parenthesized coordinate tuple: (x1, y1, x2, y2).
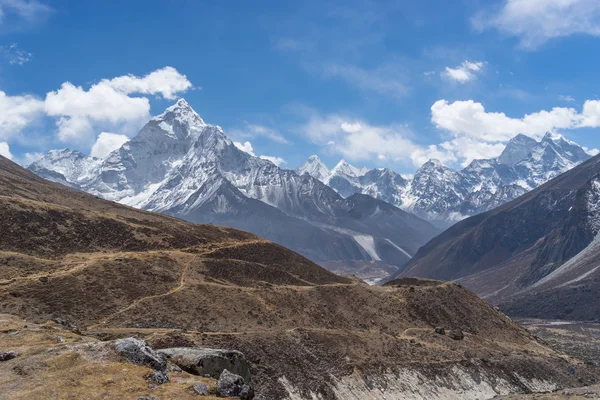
(158, 347, 250, 382)
(114, 337, 167, 372)
(217, 369, 254, 399)
(189, 383, 209, 395)
(0, 351, 17, 362)
(449, 329, 465, 340)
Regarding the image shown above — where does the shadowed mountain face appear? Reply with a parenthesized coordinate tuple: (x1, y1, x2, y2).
(28, 100, 439, 276)
(1, 155, 596, 399)
(395, 153, 600, 321)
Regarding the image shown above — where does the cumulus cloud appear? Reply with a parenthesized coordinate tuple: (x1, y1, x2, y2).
(0, 141, 12, 159)
(300, 113, 430, 167)
(90, 132, 129, 158)
(0, 90, 44, 140)
(104, 66, 192, 100)
(442, 60, 485, 83)
(429, 99, 600, 166)
(473, 0, 600, 49)
(21, 151, 43, 165)
(259, 155, 287, 166)
(44, 66, 192, 144)
(431, 99, 600, 142)
(302, 98, 600, 169)
(233, 141, 255, 156)
(233, 140, 287, 166)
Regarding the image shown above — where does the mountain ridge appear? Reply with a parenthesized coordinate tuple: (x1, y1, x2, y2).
(29, 99, 439, 276)
(296, 133, 592, 226)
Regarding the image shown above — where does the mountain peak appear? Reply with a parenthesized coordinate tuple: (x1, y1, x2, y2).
(331, 159, 367, 178)
(296, 155, 330, 182)
(498, 134, 538, 166)
(152, 98, 206, 127)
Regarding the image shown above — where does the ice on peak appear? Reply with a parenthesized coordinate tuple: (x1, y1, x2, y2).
(296, 154, 330, 182)
(151, 98, 206, 126)
(332, 159, 367, 177)
(423, 159, 443, 167)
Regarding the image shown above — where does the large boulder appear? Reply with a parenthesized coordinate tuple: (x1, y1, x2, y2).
(217, 369, 254, 399)
(158, 347, 250, 382)
(114, 337, 167, 372)
(0, 351, 17, 362)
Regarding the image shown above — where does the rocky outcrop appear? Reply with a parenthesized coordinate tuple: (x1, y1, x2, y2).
(114, 337, 167, 372)
(217, 369, 254, 399)
(0, 351, 17, 362)
(158, 347, 250, 382)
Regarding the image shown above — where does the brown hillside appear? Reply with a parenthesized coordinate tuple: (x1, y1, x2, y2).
(0, 156, 596, 399)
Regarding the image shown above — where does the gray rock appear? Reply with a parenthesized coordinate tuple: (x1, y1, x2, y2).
(449, 329, 464, 340)
(435, 327, 445, 335)
(0, 351, 17, 361)
(138, 396, 160, 400)
(148, 370, 170, 384)
(114, 337, 166, 371)
(189, 383, 209, 395)
(217, 369, 254, 399)
(158, 347, 250, 382)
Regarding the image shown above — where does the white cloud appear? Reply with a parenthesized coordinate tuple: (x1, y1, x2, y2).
(230, 123, 289, 144)
(301, 113, 428, 167)
(323, 63, 409, 99)
(104, 66, 192, 100)
(233, 141, 255, 156)
(21, 151, 43, 165)
(432, 100, 574, 142)
(442, 60, 485, 83)
(2, 43, 32, 65)
(234, 140, 287, 166)
(0, 90, 44, 140)
(259, 155, 287, 166)
(0, 0, 52, 25)
(558, 95, 576, 102)
(430, 98, 600, 166)
(301, 98, 600, 169)
(0, 141, 12, 159)
(44, 66, 192, 144)
(473, 0, 600, 49)
(90, 132, 129, 158)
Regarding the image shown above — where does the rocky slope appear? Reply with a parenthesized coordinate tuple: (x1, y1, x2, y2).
(394, 152, 600, 321)
(298, 133, 591, 226)
(29, 100, 439, 276)
(0, 155, 596, 399)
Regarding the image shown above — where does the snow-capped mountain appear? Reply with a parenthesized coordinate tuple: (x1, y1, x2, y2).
(295, 155, 330, 182)
(30, 99, 440, 274)
(300, 133, 592, 225)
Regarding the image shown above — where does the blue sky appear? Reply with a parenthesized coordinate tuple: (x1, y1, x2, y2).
(1, 0, 600, 173)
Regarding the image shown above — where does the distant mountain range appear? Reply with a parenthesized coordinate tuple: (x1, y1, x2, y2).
(29, 99, 439, 277)
(393, 152, 600, 321)
(296, 133, 592, 227)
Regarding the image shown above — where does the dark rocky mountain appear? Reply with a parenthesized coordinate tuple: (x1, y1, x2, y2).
(300, 133, 592, 227)
(395, 152, 600, 321)
(29, 100, 440, 275)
